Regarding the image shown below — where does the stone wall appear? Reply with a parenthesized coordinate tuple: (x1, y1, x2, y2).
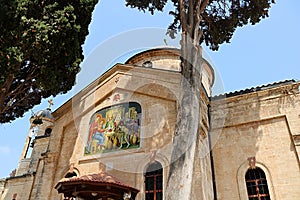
(47, 64, 181, 199)
(211, 82, 300, 199)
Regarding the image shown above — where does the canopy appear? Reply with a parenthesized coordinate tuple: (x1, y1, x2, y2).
(55, 171, 139, 200)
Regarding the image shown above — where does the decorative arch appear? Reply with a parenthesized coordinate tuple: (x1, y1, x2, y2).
(63, 164, 80, 179)
(144, 161, 163, 200)
(64, 171, 77, 178)
(237, 160, 276, 200)
(135, 152, 169, 200)
(84, 102, 142, 156)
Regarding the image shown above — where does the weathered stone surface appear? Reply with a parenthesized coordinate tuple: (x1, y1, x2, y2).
(210, 81, 300, 200)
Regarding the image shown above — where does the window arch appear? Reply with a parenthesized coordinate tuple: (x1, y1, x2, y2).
(64, 171, 77, 178)
(145, 161, 163, 200)
(142, 61, 153, 68)
(44, 127, 52, 136)
(64, 166, 79, 179)
(245, 167, 270, 200)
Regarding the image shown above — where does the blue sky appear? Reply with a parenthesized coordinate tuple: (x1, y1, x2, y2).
(1, 1, 300, 178)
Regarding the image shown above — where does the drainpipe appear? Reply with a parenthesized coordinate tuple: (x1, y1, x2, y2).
(208, 104, 217, 200)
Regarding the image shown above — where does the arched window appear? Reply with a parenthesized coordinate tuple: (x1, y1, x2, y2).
(64, 171, 77, 178)
(245, 168, 270, 200)
(142, 61, 153, 68)
(45, 128, 52, 136)
(145, 161, 163, 200)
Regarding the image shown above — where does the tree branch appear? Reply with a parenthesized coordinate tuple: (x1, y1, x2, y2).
(10, 67, 38, 96)
(1, 87, 35, 114)
(200, 0, 209, 12)
(193, 0, 203, 44)
(188, 0, 194, 35)
(0, 74, 14, 112)
(179, 0, 188, 32)
(0, 65, 39, 114)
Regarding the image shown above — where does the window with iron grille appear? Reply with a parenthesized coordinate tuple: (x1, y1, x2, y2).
(145, 162, 163, 200)
(245, 167, 270, 200)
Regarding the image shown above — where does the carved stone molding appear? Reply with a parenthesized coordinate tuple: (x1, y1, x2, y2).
(247, 157, 256, 169)
(150, 150, 157, 163)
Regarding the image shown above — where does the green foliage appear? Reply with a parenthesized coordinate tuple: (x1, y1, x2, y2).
(126, 0, 168, 14)
(126, 0, 275, 50)
(0, 0, 98, 123)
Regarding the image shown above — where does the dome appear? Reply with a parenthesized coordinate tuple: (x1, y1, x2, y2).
(35, 108, 54, 120)
(125, 47, 181, 71)
(125, 47, 215, 96)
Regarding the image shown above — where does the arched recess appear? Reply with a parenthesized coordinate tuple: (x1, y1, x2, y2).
(237, 161, 276, 200)
(135, 152, 169, 200)
(144, 161, 163, 200)
(64, 167, 80, 179)
(44, 127, 53, 136)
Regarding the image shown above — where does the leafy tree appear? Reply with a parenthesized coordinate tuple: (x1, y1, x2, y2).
(0, 0, 98, 123)
(126, 0, 275, 199)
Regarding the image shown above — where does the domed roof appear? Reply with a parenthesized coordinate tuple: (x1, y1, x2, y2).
(35, 108, 53, 119)
(125, 47, 215, 96)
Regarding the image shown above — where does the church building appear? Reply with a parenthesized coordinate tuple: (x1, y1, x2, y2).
(0, 48, 299, 200)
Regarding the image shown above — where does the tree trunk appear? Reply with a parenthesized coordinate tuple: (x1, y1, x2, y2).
(165, 0, 215, 197)
(165, 32, 207, 199)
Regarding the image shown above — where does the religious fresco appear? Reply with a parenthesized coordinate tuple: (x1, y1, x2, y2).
(85, 102, 141, 155)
